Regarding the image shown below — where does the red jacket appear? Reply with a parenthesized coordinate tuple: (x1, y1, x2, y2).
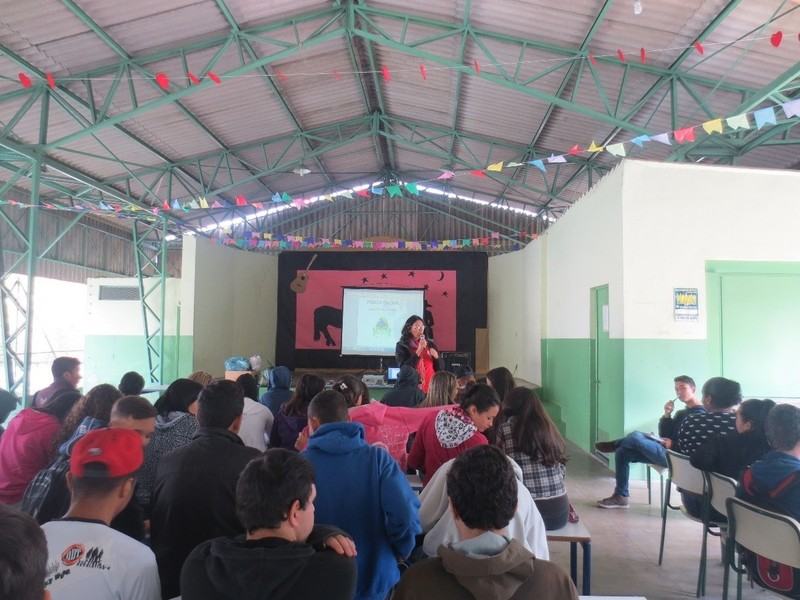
(0, 408, 60, 504)
(407, 406, 488, 485)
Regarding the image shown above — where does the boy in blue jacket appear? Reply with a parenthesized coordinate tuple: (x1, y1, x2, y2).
(304, 389, 421, 600)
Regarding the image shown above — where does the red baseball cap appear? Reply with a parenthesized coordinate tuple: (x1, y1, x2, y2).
(70, 428, 143, 478)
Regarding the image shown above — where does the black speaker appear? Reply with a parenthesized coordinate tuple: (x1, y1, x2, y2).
(442, 352, 472, 373)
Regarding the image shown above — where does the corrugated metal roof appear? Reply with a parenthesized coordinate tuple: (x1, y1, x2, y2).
(1, 0, 799, 250)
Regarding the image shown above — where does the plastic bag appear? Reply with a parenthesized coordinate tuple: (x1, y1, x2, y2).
(224, 356, 251, 371)
(249, 355, 263, 371)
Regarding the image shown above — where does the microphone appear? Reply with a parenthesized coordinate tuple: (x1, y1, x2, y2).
(420, 334, 426, 342)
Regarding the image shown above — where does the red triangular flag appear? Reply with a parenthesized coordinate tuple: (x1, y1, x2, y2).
(616, 49, 625, 63)
(18, 72, 32, 89)
(235, 195, 247, 206)
(162, 201, 170, 211)
(640, 47, 646, 64)
(771, 31, 783, 48)
(187, 72, 201, 85)
(419, 64, 427, 80)
(473, 59, 480, 74)
(588, 52, 597, 65)
(568, 144, 581, 156)
(381, 66, 391, 82)
(694, 41, 705, 55)
(46, 72, 56, 89)
(275, 68, 287, 83)
(470, 170, 486, 178)
(207, 71, 221, 84)
(356, 189, 371, 198)
(155, 72, 169, 91)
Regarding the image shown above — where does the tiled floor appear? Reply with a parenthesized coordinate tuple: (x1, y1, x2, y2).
(546, 442, 779, 600)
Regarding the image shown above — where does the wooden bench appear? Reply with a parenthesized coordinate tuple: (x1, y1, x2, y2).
(547, 519, 592, 594)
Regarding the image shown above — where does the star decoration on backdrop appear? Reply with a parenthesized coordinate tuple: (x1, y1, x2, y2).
(361, 277, 368, 284)
(442, 291, 449, 297)
(408, 271, 416, 277)
(381, 273, 388, 280)
(423, 284, 430, 290)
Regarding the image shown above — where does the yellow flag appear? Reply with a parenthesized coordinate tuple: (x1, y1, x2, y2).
(486, 161, 504, 172)
(587, 141, 604, 153)
(198, 196, 209, 209)
(702, 119, 723, 135)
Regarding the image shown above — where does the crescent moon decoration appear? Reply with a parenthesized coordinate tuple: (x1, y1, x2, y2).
(437, 271, 445, 281)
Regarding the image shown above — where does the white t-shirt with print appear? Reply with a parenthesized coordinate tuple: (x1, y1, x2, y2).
(43, 519, 161, 600)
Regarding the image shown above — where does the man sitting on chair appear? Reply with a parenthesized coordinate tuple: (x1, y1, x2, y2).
(595, 375, 702, 509)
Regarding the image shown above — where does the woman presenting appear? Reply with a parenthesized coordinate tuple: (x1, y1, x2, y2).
(395, 315, 440, 393)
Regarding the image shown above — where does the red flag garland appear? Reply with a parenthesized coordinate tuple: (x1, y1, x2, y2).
(18, 73, 32, 88)
(155, 72, 169, 91)
(187, 72, 201, 85)
(419, 64, 427, 80)
(207, 71, 221, 84)
(46, 72, 56, 89)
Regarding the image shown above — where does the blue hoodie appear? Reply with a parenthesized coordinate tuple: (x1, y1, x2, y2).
(304, 421, 421, 600)
(260, 366, 293, 414)
(739, 450, 800, 521)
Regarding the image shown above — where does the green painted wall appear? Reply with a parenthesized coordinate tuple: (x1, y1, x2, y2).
(541, 338, 624, 454)
(84, 335, 194, 391)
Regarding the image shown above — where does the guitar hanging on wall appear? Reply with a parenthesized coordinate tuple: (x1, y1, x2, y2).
(289, 254, 318, 294)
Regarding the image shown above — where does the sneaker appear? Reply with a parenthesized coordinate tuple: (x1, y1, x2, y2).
(594, 440, 618, 453)
(597, 494, 629, 509)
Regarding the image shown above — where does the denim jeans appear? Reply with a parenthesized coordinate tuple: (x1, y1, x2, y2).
(614, 431, 668, 497)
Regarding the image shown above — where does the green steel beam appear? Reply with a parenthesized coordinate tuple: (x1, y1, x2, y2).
(212, 0, 334, 186)
(133, 219, 168, 383)
(444, 0, 472, 166)
(60, 0, 277, 201)
(549, 0, 745, 204)
(498, 0, 614, 200)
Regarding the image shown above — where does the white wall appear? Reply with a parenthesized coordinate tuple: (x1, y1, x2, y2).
(621, 160, 800, 340)
(544, 163, 625, 339)
(183, 236, 279, 375)
(488, 241, 543, 383)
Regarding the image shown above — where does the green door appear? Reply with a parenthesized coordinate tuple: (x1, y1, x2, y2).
(720, 274, 800, 398)
(591, 285, 612, 457)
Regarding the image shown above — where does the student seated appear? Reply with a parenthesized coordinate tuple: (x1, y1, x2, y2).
(269, 373, 324, 451)
(420, 371, 458, 408)
(180, 449, 357, 600)
(236, 373, 273, 451)
(259, 365, 292, 414)
(23, 395, 157, 540)
(0, 504, 49, 600)
(118, 371, 145, 396)
(382, 365, 426, 407)
(408, 383, 501, 485)
(595, 375, 701, 508)
(738, 404, 800, 598)
(42, 428, 161, 600)
(453, 365, 476, 403)
(418, 453, 549, 559)
(303, 390, 421, 600)
(496, 387, 570, 530)
(394, 445, 577, 600)
(151, 379, 261, 600)
(691, 398, 774, 479)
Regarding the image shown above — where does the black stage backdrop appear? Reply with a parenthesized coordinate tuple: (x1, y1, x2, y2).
(276, 251, 488, 370)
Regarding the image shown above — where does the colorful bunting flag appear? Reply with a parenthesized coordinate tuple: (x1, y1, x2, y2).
(155, 72, 169, 91)
(211, 200, 223, 208)
(782, 99, 800, 119)
(419, 64, 427, 80)
(505, 162, 525, 168)
(673, 127, 696, 144)
(630, 135, 650, 147)
(694, 41, 705, 55)
(547, 154, 567, 164)
(650, 132, 672, 145)
(605, 143, 626, 157)
(46, 73, 56, 89)
(486, 161, 504, 172)
(281, 192, 291, 202)
(405, 182, 419, 195)
(587, 141, 604, 153)
(754, 107, 777, 130)
(188, 72, 201, 85)
(356, 189, 370, 198)
(235, 195, 247, 206)
(701, 119, 723, 135)
(381, 66, 391, 82)
(470, 170, 486, 177)
(271, 193, 282, 203)
(568, 145, 581, 156)
(172, 199, 182, 210)
(528, 159, 546, 172)
(371, 186, 384, 195)
(386, 185, 402, 197)
(198, 196, 209, 209)
(436, 170, 455, 180)
(770, 31, 783, 48)
(18, 72, 32, 88)
(726, 113, 750, 130)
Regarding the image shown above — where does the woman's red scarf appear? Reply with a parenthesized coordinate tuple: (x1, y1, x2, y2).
(409, 338, 435, 393)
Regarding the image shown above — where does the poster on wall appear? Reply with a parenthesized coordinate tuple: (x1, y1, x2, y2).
(674, 288, 699, 321)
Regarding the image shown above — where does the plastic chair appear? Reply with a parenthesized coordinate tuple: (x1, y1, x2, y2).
(724, 497, 800, 600)
(658, 450, 708, 597)
(646, 463, 667, 506)
(697, 472, 737, 596)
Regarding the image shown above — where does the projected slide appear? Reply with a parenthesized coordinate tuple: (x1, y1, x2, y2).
(341, 288, 424, 356)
